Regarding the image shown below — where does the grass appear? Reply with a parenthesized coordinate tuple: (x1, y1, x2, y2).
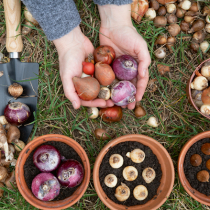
(0, 0, 210, 209)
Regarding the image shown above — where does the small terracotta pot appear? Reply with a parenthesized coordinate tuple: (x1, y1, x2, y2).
(178, 131, 210, 206)
(93, 134, 175, 210)
(16, 134, 90, 210)
(186, 58, 210, 120)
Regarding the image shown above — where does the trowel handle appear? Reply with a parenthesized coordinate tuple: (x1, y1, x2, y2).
(4, 0, 23, 53)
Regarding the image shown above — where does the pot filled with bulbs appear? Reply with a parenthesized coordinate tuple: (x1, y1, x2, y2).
(186, 58, 210, 119)
(93, 134, 175, 210)
(178, 131, 210, 206)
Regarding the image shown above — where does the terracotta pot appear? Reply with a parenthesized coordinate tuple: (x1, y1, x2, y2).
(178, 131, 210, 206)
(16, 134, 90, 210)
(186, 58, 210, 120)
(93, 134, 175, 210)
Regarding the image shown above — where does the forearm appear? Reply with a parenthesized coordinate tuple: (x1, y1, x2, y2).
(21, 0, 81, 40)
(53, 26, 83, 57)
(97, 4, 132, 28)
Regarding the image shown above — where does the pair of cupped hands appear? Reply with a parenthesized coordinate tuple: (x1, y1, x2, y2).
(53, 5, 151, 110)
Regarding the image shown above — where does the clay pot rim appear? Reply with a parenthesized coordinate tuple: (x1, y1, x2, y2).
(93, 134, 175, 210)
(187, 58, 210, 120)
(15, 134, 91, 210)
(178, 131, 210, 206)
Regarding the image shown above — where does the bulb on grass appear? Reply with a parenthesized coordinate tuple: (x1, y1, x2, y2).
(87, 107, 99, 119)
(147, 116, 158, 127)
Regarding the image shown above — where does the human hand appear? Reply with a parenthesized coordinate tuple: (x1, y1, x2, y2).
(98, 4, 151, 110)
(53, 26, 107, 109)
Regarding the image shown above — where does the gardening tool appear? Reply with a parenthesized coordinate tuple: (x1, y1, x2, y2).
(0, 0, 39, 142)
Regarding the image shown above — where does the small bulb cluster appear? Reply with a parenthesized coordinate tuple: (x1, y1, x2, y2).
(190, 143, 210, 183)
(104, 148, 156, 202)
(190, 61, 210, 116)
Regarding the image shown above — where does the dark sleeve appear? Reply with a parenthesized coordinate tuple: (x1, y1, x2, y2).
(93, 0, 132, 5)
(21, 0, 81, 40)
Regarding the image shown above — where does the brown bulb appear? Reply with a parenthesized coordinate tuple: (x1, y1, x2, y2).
(190, 154, 202, 167)
(8, 83, 23, 98)
(176, 7, 186, 18)
(192, 31, 206, 44)
(150, 0, 159, 10)
(188, 20, 205, 34)
(201, 143, 210, 155)
(190, 42, 200, 53)
(167, 14, 177, 24)
(157, 6, 166, 16)
(189, 2, 199, 12)
(167, 24, 181, 37)
(180, 20, 190, 33)
(197, 170, 209, 182)
(155, 34, 167, 45)
(134, 106, 146, 118)
(153, 16, 167, 28)
(206, 159, 210, 170)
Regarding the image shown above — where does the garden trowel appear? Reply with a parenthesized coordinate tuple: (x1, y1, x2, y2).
(0, 0, 39, 142)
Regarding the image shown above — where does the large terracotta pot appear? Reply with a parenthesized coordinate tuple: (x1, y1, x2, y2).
(16, 134, 91, 210)
(178, 131, 210, 206)
(186, 58, 210, 120)
(93, 134, 175, 210)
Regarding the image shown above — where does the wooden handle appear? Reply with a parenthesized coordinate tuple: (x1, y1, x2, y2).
(4, 0, 23, 52)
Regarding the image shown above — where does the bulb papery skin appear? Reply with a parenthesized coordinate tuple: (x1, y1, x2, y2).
(87, 107, 99, 119)
(33, 145, 61, 172)
(191, 90, 203, 108)
(166, 4, 176, 14)
(147, 116, 158, 127)
(200, 41, 210, 54)
(179, 0, 191, 10)
(31, 173, 60, 201)
(145, 8, 156, 20)
(111, 81, 136, 106)
(155, 48, 166, 59)
(57, 159, 84, 188)
(200, 105, 210, 115)
(206, 15, 210, 24)
(190, 76, 208, 90)
(205, 24, 210, 33)
(112, 55, 138, 81)
(201, 65, 210, 78)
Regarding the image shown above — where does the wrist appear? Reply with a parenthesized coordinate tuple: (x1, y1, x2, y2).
(53, 26, 84, 56)
(98, 4, 132, 28)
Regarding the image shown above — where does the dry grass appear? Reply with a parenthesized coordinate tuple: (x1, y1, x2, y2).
(0, 0, 210, 209)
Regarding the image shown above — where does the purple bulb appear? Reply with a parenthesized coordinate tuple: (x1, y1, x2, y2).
(112, 55, 138, 81)
(111, 81, 136, 106)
